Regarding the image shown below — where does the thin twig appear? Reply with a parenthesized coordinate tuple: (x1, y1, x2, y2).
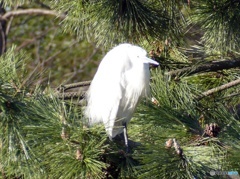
(64, 46, 99, 83)
(16, 26, 55, 51)
(19, 40, 79, 88)
(5, 5, 17, 35)
(198, 78, 240, 100)
(44, 41, 79, 63)
(220, 92, 240, 100)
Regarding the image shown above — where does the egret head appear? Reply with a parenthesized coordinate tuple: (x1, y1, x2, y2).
(125, 44, 159, 67)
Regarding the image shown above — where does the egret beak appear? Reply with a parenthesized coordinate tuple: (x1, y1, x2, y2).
(143, 57, 159, 67)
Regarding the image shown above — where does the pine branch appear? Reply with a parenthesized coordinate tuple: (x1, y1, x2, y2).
(55, 81, 91, 100)
(55, 91, 86, 100)
(168, 58, 240, 77)
(56, 81, 91, 92)
(198, 78, 240, 100)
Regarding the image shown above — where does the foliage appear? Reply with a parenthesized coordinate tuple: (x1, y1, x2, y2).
(0, 0, 239, 178)
(129, 69, 240, 178)
(49, 0, 185, 47)
(3, 1, 104, 86)
(190, 0, 240, 54)
(0, 47, 112, 178)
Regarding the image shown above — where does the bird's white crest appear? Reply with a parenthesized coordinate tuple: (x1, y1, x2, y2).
(85, 43, 159, 139)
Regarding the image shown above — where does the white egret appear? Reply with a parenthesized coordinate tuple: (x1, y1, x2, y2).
(85, 43, 159, 151)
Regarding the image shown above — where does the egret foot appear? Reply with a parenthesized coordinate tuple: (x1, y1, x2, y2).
(123, 123, 129, 152)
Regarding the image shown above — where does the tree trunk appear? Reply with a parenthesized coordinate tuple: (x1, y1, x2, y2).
(0, 2, 6, 55)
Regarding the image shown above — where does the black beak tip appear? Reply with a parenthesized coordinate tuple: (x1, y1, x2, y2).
(150, 63, 159, 68)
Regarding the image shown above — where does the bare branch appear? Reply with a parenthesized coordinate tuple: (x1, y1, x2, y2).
(1, 8, 66, 20)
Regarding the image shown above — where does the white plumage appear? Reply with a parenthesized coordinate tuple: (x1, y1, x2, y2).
(85, 43, 159, 142)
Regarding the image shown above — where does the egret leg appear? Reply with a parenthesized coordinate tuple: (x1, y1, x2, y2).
(123, 123, 129, 152)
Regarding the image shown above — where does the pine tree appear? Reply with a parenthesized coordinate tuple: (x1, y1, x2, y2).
(0, 0, 240, 178)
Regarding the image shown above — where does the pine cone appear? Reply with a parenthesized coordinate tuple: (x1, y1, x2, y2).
(204, 123, 221, 137)
(149, 49, 155, 58)
(173, 139, 183, 157)
(61, 127, 69, 140)
(76, 148, 83, 161)
(151, 97, 159, 106)
(165, 139, 173, 148)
